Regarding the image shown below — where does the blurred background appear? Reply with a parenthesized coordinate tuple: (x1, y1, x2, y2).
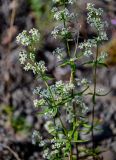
(0, 0, 116, 159)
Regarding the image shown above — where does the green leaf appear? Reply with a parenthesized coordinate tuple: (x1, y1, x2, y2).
(59, 60, 69, 67)
(96, 90, 112, 96)
(72, 139, 88, 143)
(43, 75, 54, 81)
(97, 62, 108, 68)
(82, 60, 94, 66)
(83, 123, 91, 129)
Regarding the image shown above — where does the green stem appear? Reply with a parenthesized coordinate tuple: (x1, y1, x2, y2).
(74, 28, 80, 57)
(69, 146, 73, 160)
(62, 1, 70, 58)
(70, 61, 80, 160)
(91, 42, 99, 159)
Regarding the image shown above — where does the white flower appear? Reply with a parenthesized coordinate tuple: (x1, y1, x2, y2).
(16, 28, 40, 46)
(33, 99, 38, 107)
(32, 130, 42, 144)
(16, 30, 30, 46)
(52, 0, 75, 5)
(43, 148, 50, 159)
(37, 61, 47, 73)
(53, 8, 70, 21)
(79, 39, 96, 57)
(40, 89, 50, 98)
(33, 98, 45, 107)
(29, 28, 40, 41)
(61, 27, 69, 37)
(53, 47, 64, 60)
(51, 26, 60, 39)
(98, 52, 108, 62)
(97, 31, 108, 41)
(24, 62, 33, 71)
(87, 3, 108, 35)
(55, 80, 64, 88)
(19, 50, 27, 64)
(68, 0, 75, 4)
(33, 87, 42, 95)
(81, 78, 88, 85)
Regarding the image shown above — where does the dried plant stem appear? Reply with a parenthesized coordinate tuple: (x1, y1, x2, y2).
(8, 0, 17, 51)
(3, 144, 21, 160)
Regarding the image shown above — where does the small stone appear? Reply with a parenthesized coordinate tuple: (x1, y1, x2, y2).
(111, 75, 116, 89)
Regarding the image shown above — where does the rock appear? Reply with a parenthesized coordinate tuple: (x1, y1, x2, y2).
(111, 74, 116, 89)
(101, 150, 116, 160)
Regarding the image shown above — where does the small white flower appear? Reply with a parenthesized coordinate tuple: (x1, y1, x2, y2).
(19, 50, 27, 64)
(68, 0, 75, 4)
(98, 52, 108, 62)
(33, 99, 38, 107)
(24, 62, 33, 71)
(61, 27, 69, 37)
(79, 39, 96, 57)
(29, 28, 40, 41)
(33, 87, 42, 95)
(32, 130, 42, 144)
(53, 47, 64, 60)
(81, 78, 88, 85)
(37, 61, 47, 73)
(51, 26, 60, 39)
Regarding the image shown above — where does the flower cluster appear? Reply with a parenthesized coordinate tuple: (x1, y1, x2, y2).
(87, 3, 104, 31)
(52, 0, 75, 5)
(42, 138, 65, 160)
(53, 47, 65, 61)
(51, 26, 71, 39)
(23, 61, 47, 74)
(29, 28, 40, 42)
(16, 28, 40, 46)
(87, 3, 108, 42)
(16, 30, 30, 46)
(33, 81, 74, 107)
(79, 39, 96, 57)
(98, 51, 108, 63)
(32, 130, 42, 145)
(52, 8, 74, 21)
(17, 28, 46, 75)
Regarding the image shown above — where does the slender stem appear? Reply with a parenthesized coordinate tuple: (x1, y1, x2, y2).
(69, 146, 73, 160)
(62, 1, 73, 159)
(73, 101, 79, 160)
(70, 60, 80, 160)
(91, 42, 99, 159)
(62, 0, 70, 58)
(74, 27, 80, 57)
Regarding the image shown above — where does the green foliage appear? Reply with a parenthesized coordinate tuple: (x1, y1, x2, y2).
(0, 105, 32, 134)
(11, 116, 32, 133)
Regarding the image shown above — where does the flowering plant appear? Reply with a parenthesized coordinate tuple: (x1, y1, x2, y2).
(16, 1, 108, 160)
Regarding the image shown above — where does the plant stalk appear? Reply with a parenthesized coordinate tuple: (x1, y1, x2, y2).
(91, 42, 99, 160)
